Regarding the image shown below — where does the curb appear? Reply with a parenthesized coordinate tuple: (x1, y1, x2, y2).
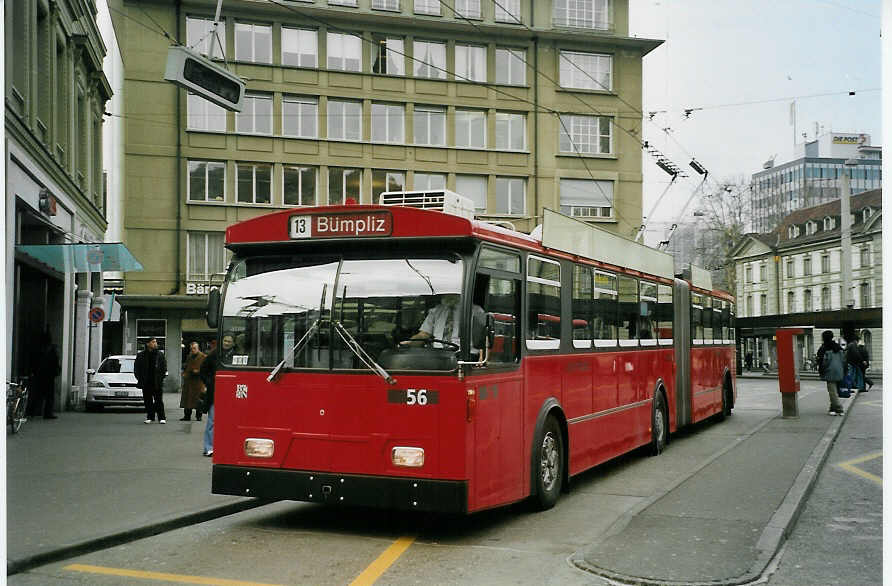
(6, 499, 269, 576)
(569, 391, 857, 586)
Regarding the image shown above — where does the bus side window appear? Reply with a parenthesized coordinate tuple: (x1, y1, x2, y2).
(526, 257, 561, 350)
(657, 283, 673, 344)
(639, 281, 657, 345)
(617, 275, 638, 346)
(572, 264, 594, 349)
(593, 271, 617, 347)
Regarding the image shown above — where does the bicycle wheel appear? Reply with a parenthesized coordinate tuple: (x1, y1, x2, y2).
(11, 394, 26, 434)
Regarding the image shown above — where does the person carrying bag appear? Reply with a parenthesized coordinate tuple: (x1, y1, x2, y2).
(816, 330, 845, 415)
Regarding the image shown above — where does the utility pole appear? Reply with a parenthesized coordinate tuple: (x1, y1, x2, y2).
(840, 159, 858, 310)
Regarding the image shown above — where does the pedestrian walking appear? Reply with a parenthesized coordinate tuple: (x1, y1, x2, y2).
(844, 334, 866, 393)
(857, 338, 874, 391)
(199, 333, 235, 456)
(816, 330, 845, 416)
(29, 331, 61, 419)
(179, 341, 206, 421)
(135, 337, 168, 424)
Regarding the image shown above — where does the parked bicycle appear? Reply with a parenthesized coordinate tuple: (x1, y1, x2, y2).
(7, 378, 29, 434)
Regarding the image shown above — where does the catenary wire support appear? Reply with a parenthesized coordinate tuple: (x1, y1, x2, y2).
(634, 174, 678, 243)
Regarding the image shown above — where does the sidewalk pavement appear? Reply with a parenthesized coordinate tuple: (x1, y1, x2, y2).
(6, 383, 861, 583)
(572, 379, 863, 586)
(5, 393, 262, 575)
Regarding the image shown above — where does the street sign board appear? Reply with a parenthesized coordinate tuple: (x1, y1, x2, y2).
(89, 307, 106, 323)
(163, 45, 245, 112)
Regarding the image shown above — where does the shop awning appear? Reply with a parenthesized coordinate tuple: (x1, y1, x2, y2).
(16, 243, 144, 273)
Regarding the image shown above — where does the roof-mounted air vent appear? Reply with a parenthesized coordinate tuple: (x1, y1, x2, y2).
(379, 190, 474, 220)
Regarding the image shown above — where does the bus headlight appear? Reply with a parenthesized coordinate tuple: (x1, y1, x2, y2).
(391, 446, 424, 467)
(244, 438, 274, 458)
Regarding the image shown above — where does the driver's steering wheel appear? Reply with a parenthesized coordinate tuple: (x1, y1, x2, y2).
(422, 338, 459, 351)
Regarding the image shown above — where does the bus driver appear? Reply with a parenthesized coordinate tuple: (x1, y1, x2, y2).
(404, 294, 485, 352)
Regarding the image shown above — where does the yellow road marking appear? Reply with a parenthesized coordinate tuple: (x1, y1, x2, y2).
(64, 564, 283, 585)
(349, 536, 415, 586)
(836, 452, 883, 486)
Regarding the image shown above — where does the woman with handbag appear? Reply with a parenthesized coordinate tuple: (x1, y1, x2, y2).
(816, 330, 845, 416)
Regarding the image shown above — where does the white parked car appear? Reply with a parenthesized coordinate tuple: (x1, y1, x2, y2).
(86, 355, 143, 411)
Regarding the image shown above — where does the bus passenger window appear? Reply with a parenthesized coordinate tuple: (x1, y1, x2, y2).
(691, 293, 704, 343)
(617, 275, 638, 346)
(481, 276, 519, 363)
(639, 281, 657, 345)
(527, 257, 561, 350)
(714, 298, 726, 342)
(593, 271, 617, 346)
(572, 265, 594, 348)
(657, 284, 673, 344)
(703, 297, 713, 343)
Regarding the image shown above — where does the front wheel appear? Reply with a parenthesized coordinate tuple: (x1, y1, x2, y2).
(533, 416, 563, 510)
(650, 391, 667, 456)
(10, 396, 26, 434)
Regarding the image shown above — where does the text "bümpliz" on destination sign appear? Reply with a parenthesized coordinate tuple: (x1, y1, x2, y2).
(289, 211, 393, 239)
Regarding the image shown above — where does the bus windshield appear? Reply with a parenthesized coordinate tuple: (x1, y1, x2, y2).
(220, 254, 465, 371)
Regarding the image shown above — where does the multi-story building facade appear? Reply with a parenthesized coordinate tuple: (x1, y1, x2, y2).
(750, 132, 881, 233)
(733, 189, 881, 373)
(5, 0, 116, 409)
(109, 0, 661, 383)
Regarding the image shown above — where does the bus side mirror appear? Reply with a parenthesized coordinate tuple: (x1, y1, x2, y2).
(207, 288, 220, 329)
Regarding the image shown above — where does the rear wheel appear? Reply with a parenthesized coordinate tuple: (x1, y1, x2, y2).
(650, 391, 667, 456)
(533, 416, 563, 510)
(722, 380, 733, 417)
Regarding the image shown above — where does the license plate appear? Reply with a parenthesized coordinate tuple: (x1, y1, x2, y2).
(115, 391, 128, 397)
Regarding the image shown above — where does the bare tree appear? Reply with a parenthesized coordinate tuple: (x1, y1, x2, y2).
(691, 176, 752, 292)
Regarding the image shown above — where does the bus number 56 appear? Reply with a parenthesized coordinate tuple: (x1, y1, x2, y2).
(407, 389, 428, 405)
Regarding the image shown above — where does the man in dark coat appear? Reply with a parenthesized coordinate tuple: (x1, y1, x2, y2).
(29, 332, 61, 419)
(816, 330, 845, 415)
(199, 333, 235, 456)
(135, 337, 168, 423)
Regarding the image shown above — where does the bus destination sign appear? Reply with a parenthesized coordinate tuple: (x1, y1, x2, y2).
(289, 211, 393, 239)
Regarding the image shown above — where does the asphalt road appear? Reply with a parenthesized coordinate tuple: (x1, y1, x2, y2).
(8, 380, 880, 585)
(765, 387, 883, 586)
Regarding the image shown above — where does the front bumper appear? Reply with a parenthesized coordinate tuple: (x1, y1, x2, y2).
(212, 465, 467, 514)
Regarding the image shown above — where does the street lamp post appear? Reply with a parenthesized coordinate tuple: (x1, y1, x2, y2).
(840, 159, 858, 310)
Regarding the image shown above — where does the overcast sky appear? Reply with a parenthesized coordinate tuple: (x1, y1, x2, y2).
(627, 0, 881, 241)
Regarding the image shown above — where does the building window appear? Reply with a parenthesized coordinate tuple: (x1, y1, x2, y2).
(862, 207, 873, 222)
(283, 165, 317, 206)
(414, 0, 441, 15)
(455, 0, 482, 19)
(805, 221, 817, 235)
(803, 255, 812, 276)
(745, 265, 752, 283)
(495, 0, 522, 23)
(455, 175, 487, 211)
(187, 94, 227, 132)
(495, 112, 526, 151)
(455, 44, 487, 82)
(455, 110, 486, 148)
(55, 42, 69, 153)
(327, 99, 362, 141)
(187, 232, 226, 282)
(414, 172, 446, 190)
(495, 48, 526, 85)
(188, 161, 226, 202)
(759, 263, 766, 282)
(821, 254, 830, 273)
(187, 17, 225, 59)
(495, 177, 525, 215)
(413, 40, 446, 79)
(413, 105, 446, 146)
(372, 37, 405, 75)
(371, 0, 399, 10)
(559, 50, 612, 91)
(36, 7, 50, 130)
(823, 216, 835, 230)
(786, 258, 794, 278)
(787, 225, 800, 238)
(746, 295, 753, 316)
(787, 291, 795, 313)
(804, 289, 813, 312)
(137, 320, 167, 352)
(330, 0, 358, 6)
(328, 167, 362, 204)
(860, 246, 870, 268)
(236, 94, 272, 135)
(327, 32, 362, 71)
(282, 27, 317, 67)
(282, 96, 318, 138)
(237, 163, 272, 204)
(234, 22, 272, 63)
(559, 114, 611, 154)
(372, 170, 406, 200)
(553, 0, 609, 30)
(371, 102, 405, 143)
(820, 286, 830, 310)
(559, 178, 613, 218)
(860, 282, 871, 307)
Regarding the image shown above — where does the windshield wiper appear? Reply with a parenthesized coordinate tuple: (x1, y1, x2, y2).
(267, 319, 321, 383)
(332, 321, 396, 386)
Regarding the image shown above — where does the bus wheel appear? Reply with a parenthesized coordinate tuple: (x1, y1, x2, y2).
(650, 391, 667, 456)
(533, 416, 563, 510)
(722, 381, 733, 418)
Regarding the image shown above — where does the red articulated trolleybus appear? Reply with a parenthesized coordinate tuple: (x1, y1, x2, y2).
(206, 190, 736, 514)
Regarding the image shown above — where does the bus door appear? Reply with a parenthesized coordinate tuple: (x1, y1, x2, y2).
(673, 279, 692, 428)
(468, 250, 524, 507)
(616, 275, 641, 449)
